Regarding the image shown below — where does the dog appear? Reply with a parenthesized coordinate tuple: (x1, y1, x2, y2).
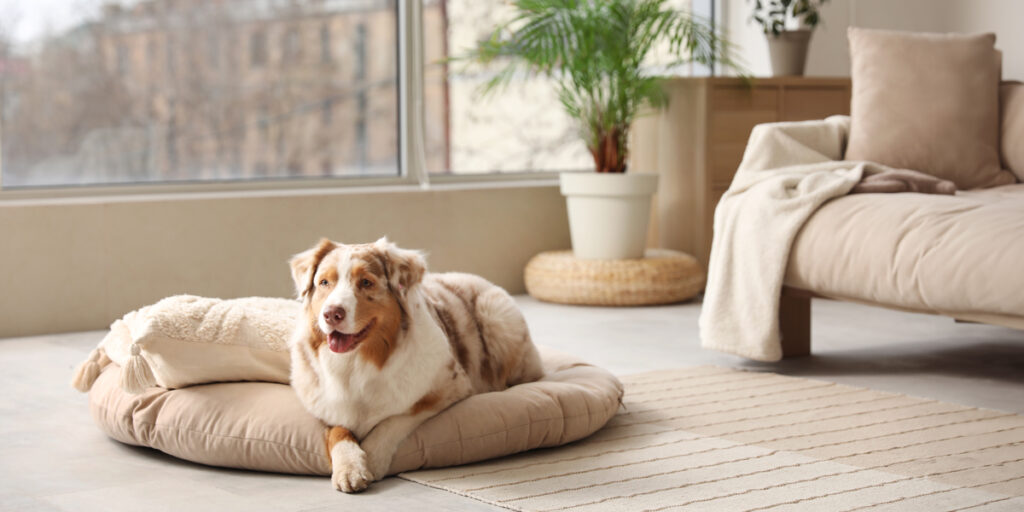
(287, 237, 544, 492)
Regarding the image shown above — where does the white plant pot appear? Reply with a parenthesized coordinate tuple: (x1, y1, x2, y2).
(560, 172, 659, 260)
(767, 29, 812, 77)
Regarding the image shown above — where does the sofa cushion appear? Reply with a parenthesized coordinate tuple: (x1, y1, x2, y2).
(786, 184, 1024, 320)
(845, 28, 1014, 190)
(1002, 81, 1024, 181)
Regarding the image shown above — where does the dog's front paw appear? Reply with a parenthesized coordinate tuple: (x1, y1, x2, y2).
(365, 450, 393, 482)
(331, 448, 374, 493)
(332, 457, 373, 493)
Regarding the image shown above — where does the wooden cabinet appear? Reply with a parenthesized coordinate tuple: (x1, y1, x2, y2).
(631, 77, 851, 267)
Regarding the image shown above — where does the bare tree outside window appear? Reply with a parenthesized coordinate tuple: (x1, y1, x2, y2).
(0, 0, 401, 187)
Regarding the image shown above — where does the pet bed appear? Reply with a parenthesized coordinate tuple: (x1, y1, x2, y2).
(86, 345, 623, 476)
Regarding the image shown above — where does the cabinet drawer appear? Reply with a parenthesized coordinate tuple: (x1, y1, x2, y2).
(781, 86, 850, 121)
(712, 85, 778, 111)
(710, 110, 778, 144)
(710, 142, 746, 187)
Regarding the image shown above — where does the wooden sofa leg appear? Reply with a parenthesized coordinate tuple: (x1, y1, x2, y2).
(780, 292, 811, 358)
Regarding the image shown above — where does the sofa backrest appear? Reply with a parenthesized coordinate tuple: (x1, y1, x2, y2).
(1001, 81, 1024, 181)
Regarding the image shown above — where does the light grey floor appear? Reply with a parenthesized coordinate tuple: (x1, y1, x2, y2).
(2, 296, 1023, 511)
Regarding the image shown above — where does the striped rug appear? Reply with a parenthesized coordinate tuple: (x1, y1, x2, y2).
(399, 366, 1024, 511)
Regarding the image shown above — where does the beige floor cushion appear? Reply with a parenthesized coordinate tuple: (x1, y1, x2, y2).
(786, 184, 1024, 324)
(87, 346, 623, 476)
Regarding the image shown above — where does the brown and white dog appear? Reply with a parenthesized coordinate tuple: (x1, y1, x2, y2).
(287, 237, 544, 492)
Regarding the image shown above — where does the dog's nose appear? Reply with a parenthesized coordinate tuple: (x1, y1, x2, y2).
(322, 305, 346, 326)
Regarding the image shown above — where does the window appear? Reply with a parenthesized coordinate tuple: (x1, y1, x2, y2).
(282, 27, 302, 65)
(165, 36, 176, 78)
(421, 0, 592, 175)
(206, 33, 221, 69)
(319, 24, 332, 63)
(421, 0, 699, 175)
(353, 23, 367, 81)
(321, 99, 333, 126)
(252, 162, 269, 177)
(250, 31, 268, 68)
(116, 43, 130, 77)
(356, 92, 369, 168)
(1, 1, 400, 187)
(146, 39, 158, 71)
(0, 1, 701, 190)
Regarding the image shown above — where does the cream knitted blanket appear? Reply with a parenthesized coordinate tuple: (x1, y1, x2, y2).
(73, 295, 299, 393)
(700, 116, 896, 361)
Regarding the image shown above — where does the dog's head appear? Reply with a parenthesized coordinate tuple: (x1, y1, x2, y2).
(289, 237, 425, 367)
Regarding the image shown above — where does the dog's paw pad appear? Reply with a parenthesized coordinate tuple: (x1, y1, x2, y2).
(332, 457, 373, 493)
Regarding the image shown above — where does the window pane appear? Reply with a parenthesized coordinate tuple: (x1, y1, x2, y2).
(0, 0, 399, 188)
(422, 0, 592, 175)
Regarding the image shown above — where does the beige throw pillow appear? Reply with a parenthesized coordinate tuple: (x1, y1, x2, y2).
(1002, 81, 1024, 181)
(846, 28, 1014, 189)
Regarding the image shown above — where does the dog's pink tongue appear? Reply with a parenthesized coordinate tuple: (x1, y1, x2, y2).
(328, 331, 358, 353)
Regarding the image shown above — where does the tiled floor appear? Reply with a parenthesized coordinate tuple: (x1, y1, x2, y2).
(2, 296, 1022, 511)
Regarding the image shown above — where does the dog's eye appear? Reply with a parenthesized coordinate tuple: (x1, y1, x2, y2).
(319, 279, 329, 287)
(360, 278, 373, 289)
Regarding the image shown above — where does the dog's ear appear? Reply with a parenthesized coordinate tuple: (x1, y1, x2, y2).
(373, 237, 426, 298)
(289, 238, 337, 299)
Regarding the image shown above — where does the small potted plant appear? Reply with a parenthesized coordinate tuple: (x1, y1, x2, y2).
(462, 0, 737, 260)
(750, 0, 830, 76)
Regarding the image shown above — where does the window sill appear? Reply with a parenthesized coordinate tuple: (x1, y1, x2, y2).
(0, 174, 563, 207)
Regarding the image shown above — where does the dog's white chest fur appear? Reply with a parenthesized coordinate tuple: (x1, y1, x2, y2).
(295, 295, 450, 439)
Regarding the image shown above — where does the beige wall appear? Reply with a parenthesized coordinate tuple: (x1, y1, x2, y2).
(0, 184, 570, 338)
(722, 0, 1023, 80)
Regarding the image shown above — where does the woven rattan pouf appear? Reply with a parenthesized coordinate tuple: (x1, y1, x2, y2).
(524, 249, 706, 306)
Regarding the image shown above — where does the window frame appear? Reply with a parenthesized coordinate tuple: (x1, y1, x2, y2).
(0, 1, 560, 200)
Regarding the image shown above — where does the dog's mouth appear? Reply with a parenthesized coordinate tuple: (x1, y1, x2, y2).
(327, 319, 376, 354)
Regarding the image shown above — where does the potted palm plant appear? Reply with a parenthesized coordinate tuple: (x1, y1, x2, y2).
(463, 0, 736, 260)
(750, 0, 830, 76)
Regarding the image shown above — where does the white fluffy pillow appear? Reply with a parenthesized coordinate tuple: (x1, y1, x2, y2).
(72, 295, 298, 394)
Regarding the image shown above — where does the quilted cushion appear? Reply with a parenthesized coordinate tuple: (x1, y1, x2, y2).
(87, 346, 623, 476)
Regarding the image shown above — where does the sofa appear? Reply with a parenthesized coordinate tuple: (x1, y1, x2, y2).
(778, 58, 1024, 355)
(700, 28, 1024, 361)
(781, 182, 1024, 357)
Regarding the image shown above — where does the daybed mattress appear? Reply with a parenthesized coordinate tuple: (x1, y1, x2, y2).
(786, 183, 1024, 327)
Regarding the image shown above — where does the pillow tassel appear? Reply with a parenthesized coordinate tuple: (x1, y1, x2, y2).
(120, 344, 157, 394)
(71, 346, 109, 392)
